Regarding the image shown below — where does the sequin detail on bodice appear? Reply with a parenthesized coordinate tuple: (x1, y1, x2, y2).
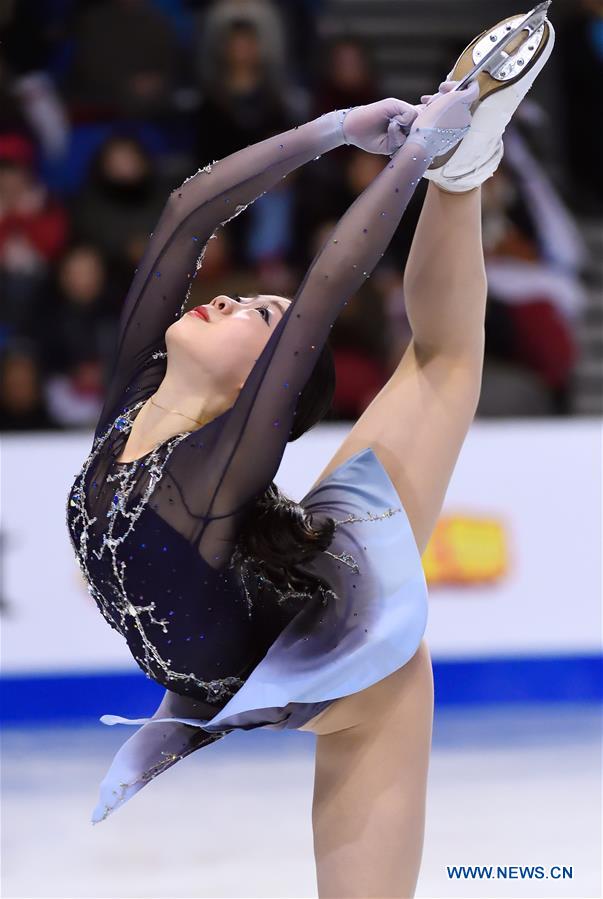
(66, 401, 246, 703)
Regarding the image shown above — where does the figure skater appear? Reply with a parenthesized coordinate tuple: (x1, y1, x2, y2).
(66, 7, 554, 896)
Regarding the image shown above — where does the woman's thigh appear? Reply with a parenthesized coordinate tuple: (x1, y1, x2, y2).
(308, 640, 434, 898)
(298, 639, 433, 736)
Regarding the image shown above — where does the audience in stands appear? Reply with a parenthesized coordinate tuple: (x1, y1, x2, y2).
(69, 134, 168, 271)
(63, 0, 181, 119)
(478, 119, 587, 415)
(0, 0, 593, 429)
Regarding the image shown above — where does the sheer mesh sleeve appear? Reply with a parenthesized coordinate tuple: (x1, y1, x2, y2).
(93, 109, 348, 441)
(160, 133, 455, 569)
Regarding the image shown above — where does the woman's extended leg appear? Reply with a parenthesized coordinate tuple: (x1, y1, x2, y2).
(305, 183, 486, 898)
(305, 13, 556, 886)
(309, 640, 434, 898)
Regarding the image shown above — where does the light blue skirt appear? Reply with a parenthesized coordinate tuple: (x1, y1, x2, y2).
(92, 447, 428, 823)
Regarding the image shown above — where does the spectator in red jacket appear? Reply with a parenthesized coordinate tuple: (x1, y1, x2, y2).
(0, 132, 69, 339)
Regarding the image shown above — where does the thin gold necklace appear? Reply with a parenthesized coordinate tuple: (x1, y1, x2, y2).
(149, 395, 207, 427)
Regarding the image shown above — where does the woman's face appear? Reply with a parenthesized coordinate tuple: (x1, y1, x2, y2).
(166, 294, 291, 396)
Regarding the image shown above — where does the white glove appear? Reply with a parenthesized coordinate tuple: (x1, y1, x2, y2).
(405, 80, 479, 160)
(341, 97, 421, 155)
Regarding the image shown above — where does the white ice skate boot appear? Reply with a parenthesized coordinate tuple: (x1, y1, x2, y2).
(423, 1, 555, 193)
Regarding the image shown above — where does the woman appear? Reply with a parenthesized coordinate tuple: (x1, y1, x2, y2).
(66, 8, 554, 896)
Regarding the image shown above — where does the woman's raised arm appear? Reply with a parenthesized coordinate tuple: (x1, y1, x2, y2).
(158, 86, 479, 569)
(94, 110, 351, 438)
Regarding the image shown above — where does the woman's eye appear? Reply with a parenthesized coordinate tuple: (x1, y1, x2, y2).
(257, 306, 270, 322)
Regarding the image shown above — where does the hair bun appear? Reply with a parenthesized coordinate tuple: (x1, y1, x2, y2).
(232, 481, 336, 608)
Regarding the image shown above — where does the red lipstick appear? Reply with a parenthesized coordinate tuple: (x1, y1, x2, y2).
(190, 306, 209, 321)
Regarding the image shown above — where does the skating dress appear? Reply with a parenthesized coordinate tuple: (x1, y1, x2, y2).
(65, 108, 458, 823)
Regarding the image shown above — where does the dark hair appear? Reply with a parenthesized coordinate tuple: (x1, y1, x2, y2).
(231, 338, 338, 607)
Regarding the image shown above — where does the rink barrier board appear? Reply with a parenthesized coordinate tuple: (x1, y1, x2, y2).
(1, 654, 601, 725)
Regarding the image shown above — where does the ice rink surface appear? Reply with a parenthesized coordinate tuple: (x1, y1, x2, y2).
(2, 703, 601, 899)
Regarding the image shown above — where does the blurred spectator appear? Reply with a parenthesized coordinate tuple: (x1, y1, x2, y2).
(197, 1, 287, 97)
(196, 18, 298, 162)
(310, 36, 382, 174)
(69, 134, 167, 271)
(480, 122, 587, 414)
(0, 133, 69, 338)
(312, 36, 381, 116)
(0, 340, 58, 430)
(197, 0, 318, 96)
(195, 17, 299, 266)
(44, 358, 106, 428)
(40, 243, 118, 378)
(557, 0, 603, 214)
(197, 0, 318, 92)
(62, 0, 180, 118)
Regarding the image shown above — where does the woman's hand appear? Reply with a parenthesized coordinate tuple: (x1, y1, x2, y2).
(408, 80, 478, 145)
(341, 98, 422, 155)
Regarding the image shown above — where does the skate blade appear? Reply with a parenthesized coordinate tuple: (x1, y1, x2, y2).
(427, 2, 552, 170)
(455, 1, 552, 92)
